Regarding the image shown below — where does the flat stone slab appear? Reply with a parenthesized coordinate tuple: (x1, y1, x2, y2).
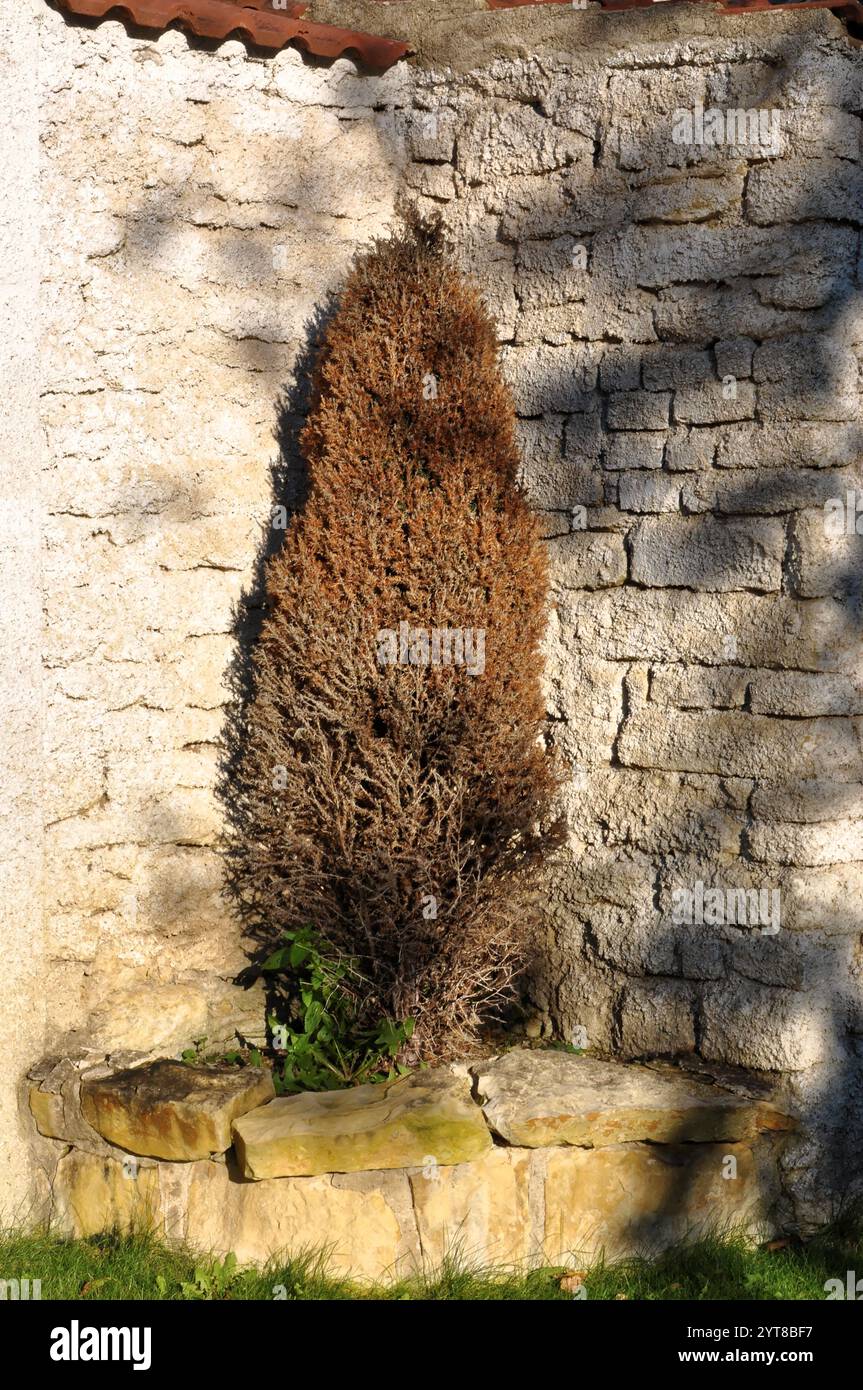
(232, 1068, 492, 1179)
(80, 1061, 275, 1161)
(472, 1050, 795, 1148)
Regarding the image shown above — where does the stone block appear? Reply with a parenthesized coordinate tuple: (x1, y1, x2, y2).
(29, 1087, 68, 1142)
(52, 1149, 162, 1239)
(599, 345, 640, 393)
(501, 344, 597, 414)
(80, 1061, 275, 1161)
(548, 532, 627, 590)
(232, 1069, 492, 1179)
(473, 1050, 791, 1147)
(631, 172, 743, 226)
(186, 1160, 412, 1279)
(753, 336, 859, 423)
(603, 432, 665, 471)
(629, 515, 784, 592)
(621, 224, 855, 293)
(618, 706, 859, 779)
(88, 983, 210, 1055)
(746, 819, 863, 868)
(714, 338, 755, 382)
(701, 979, 833, 1071)
(457, 106, 591, 183)
(650, 664, 752, 710)
(545, 654, 624, 765)
(618, 979, 698, 1057)
(682, 467, 863, 516)
(607, 391, 671, 431)
(674, 380, 756, 425)
(714, 424, 863, 472)
(665, 427, 716, 471)
(749, 671, 863, 717)
(571, 769, 746, 858)
(516, 416, 602, 509)
(543, 1140, 778, 1263)
(618, 473, 681, 513)
(787, 507, 863, 599)
(409, 1147, 534, 1269)
(46, 1051, 795, 1280)
(784, 865, 863, 936)
(407, 110, 457, 163)
(751, 780, 863, 824)
(641, 347, 712, 391)
(746, 160, 863, 226)
(562, 590, 858, 676)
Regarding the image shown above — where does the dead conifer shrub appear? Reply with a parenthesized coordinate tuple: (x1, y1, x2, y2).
(226, 214, 561, 1064)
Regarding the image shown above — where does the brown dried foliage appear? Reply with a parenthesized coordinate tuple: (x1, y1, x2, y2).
(227, 215, 561, 1063)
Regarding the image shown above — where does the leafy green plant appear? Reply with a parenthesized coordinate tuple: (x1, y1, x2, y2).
(262, 926, 415, 1093)
(543, 1040, 585, 1057)
(176, 1253, 239, 1301)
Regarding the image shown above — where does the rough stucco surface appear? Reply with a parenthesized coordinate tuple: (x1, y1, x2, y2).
(4, 2, 861, 1223)
(1, 0, 46, 1223)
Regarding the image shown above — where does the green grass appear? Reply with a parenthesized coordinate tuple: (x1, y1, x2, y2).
(1, 1211, 861, 1300)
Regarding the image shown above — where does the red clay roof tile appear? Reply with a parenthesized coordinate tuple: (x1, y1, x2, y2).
(53, 0, 412, 70)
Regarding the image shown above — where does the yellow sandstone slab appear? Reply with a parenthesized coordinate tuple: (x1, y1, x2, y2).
(186, 1161, 412, 1281)
(52, 1149, 162, 1238)
(473, 1050, 795, 1148)
(232, 1068, 493, 1179)
(29, 1085, 67, 1140)
(51, 1148, 415, 1282)
(409, 1146, 534, 1269)
(81, 1061, 275, 1161)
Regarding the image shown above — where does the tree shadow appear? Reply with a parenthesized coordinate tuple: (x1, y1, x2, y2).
(216, 296, 337, 998)
(38, 3, 404, 1052)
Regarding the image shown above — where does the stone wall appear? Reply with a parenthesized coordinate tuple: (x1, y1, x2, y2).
(6, 3, 861, 1223)
(37, 1052, 795, 1278)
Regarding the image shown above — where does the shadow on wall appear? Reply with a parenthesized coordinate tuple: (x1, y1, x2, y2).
(217, 296, 335, 998)
(40, 6, 407, 1038)
(489, 33, 863, 1233)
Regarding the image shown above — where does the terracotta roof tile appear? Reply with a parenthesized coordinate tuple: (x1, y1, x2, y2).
(53, 0, 412, 70)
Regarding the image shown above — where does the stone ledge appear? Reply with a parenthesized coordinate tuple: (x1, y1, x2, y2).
(472, 1051, 796, 1149)
(32, 1048, 796, 1277)
(30, 1048, 796, 1166)
(232, 1068, 492, 1179)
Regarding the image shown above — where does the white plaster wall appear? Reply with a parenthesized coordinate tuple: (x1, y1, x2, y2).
(0, 0, 46, 1221)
